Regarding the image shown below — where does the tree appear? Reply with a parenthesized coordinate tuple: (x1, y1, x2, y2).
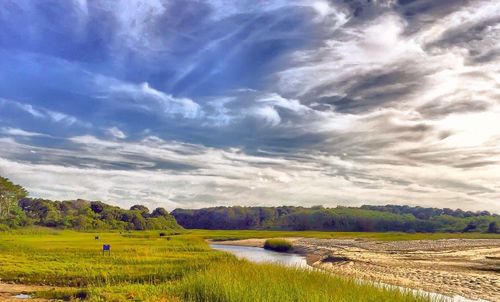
(129, 211, 147, 230)
(488, 222, 498, 234)
(130, 205, 150, 218)
(462, 221, 477, 233)
(90, 201, 105, 214)
(151, 207, 169, 218)
(0, 177, 28, 219)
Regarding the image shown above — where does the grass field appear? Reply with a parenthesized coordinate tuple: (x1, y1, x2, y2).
(0, 228, 445, 302)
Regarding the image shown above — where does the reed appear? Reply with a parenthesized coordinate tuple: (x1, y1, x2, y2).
(0, 230, 434, 301)
(263, 239, 293, 252)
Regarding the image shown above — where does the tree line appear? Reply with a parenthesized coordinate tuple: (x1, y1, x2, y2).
(0, 176, 179, 231)
(172, 205, 500, 233)
(2, 175, 499, 233)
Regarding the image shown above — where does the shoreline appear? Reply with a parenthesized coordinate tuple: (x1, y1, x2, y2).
(0, 283, 57, 302)
(210, 238, 500, 302)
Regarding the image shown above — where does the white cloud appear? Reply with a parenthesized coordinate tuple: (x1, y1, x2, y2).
(95, 0, 167, 55)
(0, 98, 88, 127)
(256, 93, 311, 114)
(1, 133, 499, 212)
(16, 103, 45, 118)
(248, 106, 281, 127)
(276, 12, 424, 98)
(106, 127, 127, 139)
(96, 76, 204, 119)
(0, 128, 48, 137)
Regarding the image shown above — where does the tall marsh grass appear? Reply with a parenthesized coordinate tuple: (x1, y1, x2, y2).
(0, 231, 434, 301)
(177, 260, 431, 302)
(263, 239, 293, 252)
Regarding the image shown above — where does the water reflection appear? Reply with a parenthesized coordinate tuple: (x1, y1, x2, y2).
(210, 244, 310, 269)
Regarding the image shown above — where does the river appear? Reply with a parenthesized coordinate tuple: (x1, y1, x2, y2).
(210, 243, 310, 268)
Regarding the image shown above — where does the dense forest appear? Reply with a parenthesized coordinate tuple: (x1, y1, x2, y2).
(0, 176, 180, 231)
(172, 205, 500, 233)
(2, 175, 499, 233)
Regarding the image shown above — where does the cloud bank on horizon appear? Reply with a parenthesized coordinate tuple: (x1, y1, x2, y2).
(0, 0, 499, 211)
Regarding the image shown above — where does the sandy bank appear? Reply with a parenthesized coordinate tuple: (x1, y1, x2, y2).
(0, 283, 57, 301)
(212, 238, 500, 301)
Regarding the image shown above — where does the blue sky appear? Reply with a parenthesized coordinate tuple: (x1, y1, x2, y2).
(1, 0, 499, 211)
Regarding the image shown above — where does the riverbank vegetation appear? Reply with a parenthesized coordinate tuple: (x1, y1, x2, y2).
(0, 230, 432, 302)
(264, 239, 293, 252)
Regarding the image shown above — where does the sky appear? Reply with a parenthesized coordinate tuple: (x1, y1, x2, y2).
(0, 0, 499, 212)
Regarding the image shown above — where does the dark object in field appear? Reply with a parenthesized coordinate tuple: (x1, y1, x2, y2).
(95, 235, 99, 240)
(159, 232, 166, 237)
(102, 244, 110, 255)
(74, 290, 89, 300)
(264, 239, 292, 252)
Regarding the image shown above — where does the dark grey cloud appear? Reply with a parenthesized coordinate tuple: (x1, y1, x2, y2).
(312, 67, 427, 113)
(418, 99, 492, 119)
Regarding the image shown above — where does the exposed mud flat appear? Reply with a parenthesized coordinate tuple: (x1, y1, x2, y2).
(293, 238, 500, 302)
(0, 283, 55, 301)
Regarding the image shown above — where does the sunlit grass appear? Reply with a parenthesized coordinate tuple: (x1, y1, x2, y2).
(177, 260, 432, 302)
(263, 239, 293, 252)
(0, 229, 442, 301)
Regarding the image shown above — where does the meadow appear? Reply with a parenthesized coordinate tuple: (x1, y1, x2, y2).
(0, 228, 448, 302)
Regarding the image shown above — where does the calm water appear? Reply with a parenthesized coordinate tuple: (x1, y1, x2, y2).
(210, 244, 309, 269)
(13, 294, 31, 299)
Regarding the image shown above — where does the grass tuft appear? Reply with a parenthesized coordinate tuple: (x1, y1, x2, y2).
(263, 239, 293, 252)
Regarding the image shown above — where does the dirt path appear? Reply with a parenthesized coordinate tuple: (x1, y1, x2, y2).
(0, 283, 56, 302)
(213, 238, 500, 301)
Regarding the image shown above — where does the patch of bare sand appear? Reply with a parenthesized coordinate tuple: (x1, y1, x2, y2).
(0, 283, 58, 301)
(293, 239, 500, 302)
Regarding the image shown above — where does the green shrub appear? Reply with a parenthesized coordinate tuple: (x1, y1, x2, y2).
(0, 223, 9, 231)
(264, 239, 292, 252)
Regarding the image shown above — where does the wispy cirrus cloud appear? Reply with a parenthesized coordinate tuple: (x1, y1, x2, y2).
(102, 79, 203, 119)
(0, 98, 88, 127)
(0, 127, 49, 137)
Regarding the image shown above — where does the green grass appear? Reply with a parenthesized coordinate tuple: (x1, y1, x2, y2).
(263, 239, 293, 252)
(0, 229, 445, 301)
(186, 229, 500, 241)
(176, 260, 431, 302)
